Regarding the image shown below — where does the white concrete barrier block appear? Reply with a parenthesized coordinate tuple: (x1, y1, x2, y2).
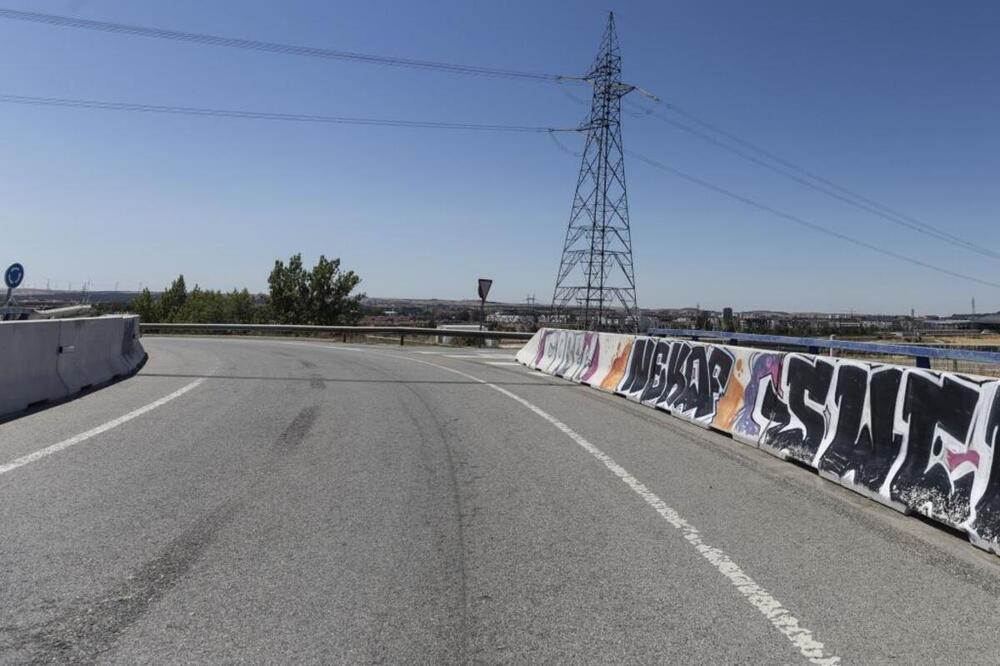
(0, 315, 146, 420)
(0, 319, 66, 417)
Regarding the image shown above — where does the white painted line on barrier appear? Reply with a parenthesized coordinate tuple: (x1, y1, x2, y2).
(307, 342, 840, 666)
(0, 378, 206, 476)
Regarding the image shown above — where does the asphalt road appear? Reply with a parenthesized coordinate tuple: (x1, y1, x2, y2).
(3, 336, 1000, 664)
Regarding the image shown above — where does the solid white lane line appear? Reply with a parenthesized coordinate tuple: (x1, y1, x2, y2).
(308, 343, 840, 665)
(0, 378, 205, 476)
(484, 361, 522, 366)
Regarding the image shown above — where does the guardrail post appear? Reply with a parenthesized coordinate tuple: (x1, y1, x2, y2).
(400, 333, 405, 346)
(342, 332, 347, 343)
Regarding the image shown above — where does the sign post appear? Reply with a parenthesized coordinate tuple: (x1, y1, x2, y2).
(4, 262, 24, 306)
(477, 278, 493, 344)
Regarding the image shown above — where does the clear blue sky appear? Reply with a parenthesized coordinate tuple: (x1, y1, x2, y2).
(2, 0, 998, 314)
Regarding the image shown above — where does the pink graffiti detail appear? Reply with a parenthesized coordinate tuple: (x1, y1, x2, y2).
(946, 449, 980, 471)
(734, 353, 784, 437)
(579, 334, 601, 382)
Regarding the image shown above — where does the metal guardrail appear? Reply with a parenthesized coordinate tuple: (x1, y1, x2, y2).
(140, 322, 534, 345)
(648, 327, 1000, 369)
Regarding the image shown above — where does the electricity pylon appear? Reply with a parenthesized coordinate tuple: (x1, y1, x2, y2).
(551, 12, 639, 332)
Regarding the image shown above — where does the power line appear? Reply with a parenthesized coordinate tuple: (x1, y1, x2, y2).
(18, 90, 980, 289)
(626, 99, 1000, 261)
(627, 149, 1000, 290)
(0, 93, 580, 133)
(0, 7, 585, 83)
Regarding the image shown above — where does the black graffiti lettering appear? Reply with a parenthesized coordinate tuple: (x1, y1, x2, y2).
(708, 347, 734, 400)
(818, 365, 867, 478)
(890, 373, 980, 522)
(620, 337, 656, 395)
(757, 374, 791, 441)
(819, 366, 904, 491)
(671, 346, 715, 417)
(866, 368, 906, 477)
(970, 391, 1000, 540)
(640, 340, 673, 404)
(762, 356, 834, 462)
(659, 342, 691, 407)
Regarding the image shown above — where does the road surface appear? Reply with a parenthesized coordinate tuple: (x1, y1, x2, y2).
(2, 336, 1000, 664)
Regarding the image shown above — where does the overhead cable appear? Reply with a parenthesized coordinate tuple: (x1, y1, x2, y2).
(627, 149, 1000, 290)
(0, 7, 585, 83)
(627, 99, 1000, 261)
(0, 93, 579, 133)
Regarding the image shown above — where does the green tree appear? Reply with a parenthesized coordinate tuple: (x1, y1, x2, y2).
(130, 288, 160, 322)
(128, 256, 362, 326)
(159, 275, 188, 322)
(175, 285, 224, 323)
(226, 288, 258, 324)
(268, 253, 364, 325)
(268, 254, 309, 324)
(307, 255, 363, 325)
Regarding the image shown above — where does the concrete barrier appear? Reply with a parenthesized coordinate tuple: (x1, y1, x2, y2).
(518, 328, 1000, 555)
(0, 315, 147, 420)
(0, 320, 66, 417)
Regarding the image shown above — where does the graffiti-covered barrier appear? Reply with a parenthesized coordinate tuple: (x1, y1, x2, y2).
(516, 328, 1000, 554)
(0, 315, 146, 420)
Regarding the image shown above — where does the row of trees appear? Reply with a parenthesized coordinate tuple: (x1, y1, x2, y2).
(130, 254, 364, 325)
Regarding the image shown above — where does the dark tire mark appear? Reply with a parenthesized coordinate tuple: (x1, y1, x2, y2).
(274, 405, 319, 451)
(1, 502, 241, 665)
(309, 349, 470, 663)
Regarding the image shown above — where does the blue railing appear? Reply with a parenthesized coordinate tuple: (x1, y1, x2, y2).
(647, 327, 1000, 369)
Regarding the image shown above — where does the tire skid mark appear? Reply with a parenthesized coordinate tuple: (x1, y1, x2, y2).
(1, 502, 241, 665)
(310, 342, 842, 665)
(274, 405, 320, 451)
(310, 349, 470, 664)
(3, 351, 327, 662)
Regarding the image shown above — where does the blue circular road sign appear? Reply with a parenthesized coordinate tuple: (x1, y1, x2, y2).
(4, 263, 24, 289)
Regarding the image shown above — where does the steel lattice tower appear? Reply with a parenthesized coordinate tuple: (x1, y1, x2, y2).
(551, 12, 638, 332)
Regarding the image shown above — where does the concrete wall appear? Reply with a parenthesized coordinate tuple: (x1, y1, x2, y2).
(518, 328, 1000, 555)
(0, 315, 146, 419)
